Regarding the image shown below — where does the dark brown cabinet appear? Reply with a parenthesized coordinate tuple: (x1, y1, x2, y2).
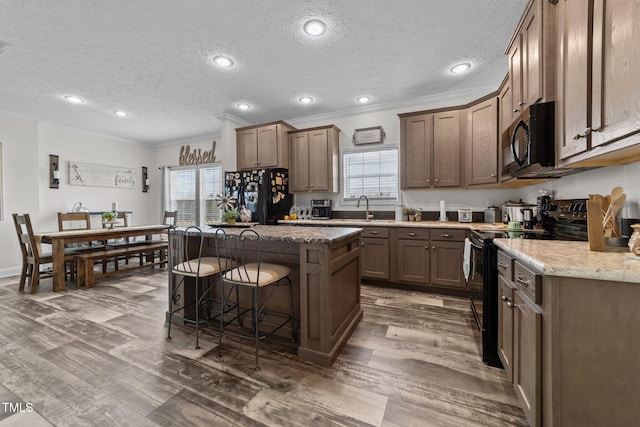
(498, 276, 515, 382)
(429, 229, 466, 289)
(466, 97, 499, 186)
(557, 0, 640, 166)
(289, 125, 339, 193)
(236, 121, 295, 170)
(360, 227, 390, 280)
(400, 111, 461, 189)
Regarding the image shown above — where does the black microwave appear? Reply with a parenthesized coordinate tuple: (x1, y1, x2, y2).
(501, 102, 568, 179)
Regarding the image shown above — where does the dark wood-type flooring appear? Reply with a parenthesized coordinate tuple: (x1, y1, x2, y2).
(0, 268, 526, 426)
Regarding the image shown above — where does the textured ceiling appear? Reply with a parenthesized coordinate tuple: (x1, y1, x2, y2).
(0, 0, 528, 145)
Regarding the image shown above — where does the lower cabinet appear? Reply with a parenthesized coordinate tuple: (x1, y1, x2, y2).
(429, 229, 466, 289)
(360, 227, 390, 280)
(498, 275, 515, 381)
(512, 290, 542, 427)
(396, 238, 430, 283)
(497, 251, 542, 427)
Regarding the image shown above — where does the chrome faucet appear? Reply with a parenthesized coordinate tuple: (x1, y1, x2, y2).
(357, 195, 374, 220)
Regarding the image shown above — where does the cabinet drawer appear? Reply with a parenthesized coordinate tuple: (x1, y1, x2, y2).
(513, 261, 541, 304)
(497, 251, 514, 281)
(429, 228, 466, 241)
(397, 228, 430, 240)
(361, 227, 389, 238)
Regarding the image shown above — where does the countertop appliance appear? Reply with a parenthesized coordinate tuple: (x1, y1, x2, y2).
(501, 102, 582, 179)
(468, 198, 589, 368)
(223, 168, 292, 225)
(502, 200, 537, 224)
(311, 199, 332, 219)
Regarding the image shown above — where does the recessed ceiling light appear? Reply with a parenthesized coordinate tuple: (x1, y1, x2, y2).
(64, 95, 85, 104)
(450, 62, 471, 74)
(237, 103, 252, 111)
(114, 110, 128, 117)
(356, 96, 371, 104)
(303, 19, 327, 37)
(299, 96, 314, 104)
(212, 55, 234, 67)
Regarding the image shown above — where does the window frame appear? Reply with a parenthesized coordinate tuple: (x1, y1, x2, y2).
(341, 144, 400, 205)
(167, 163, 223, 227)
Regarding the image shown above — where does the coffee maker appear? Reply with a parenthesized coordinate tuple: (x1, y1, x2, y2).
(311, 199, 332, 219)
(536, 189, 553, 225)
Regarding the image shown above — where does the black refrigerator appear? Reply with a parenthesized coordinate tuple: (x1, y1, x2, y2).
(223, 168, 293, 225)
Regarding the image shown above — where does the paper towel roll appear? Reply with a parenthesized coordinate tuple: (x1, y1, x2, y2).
(439, 200, 447, 221)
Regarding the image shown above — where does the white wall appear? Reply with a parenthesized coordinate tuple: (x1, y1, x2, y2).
(0, 113, 40, 276)
(0, 114, 158, 276)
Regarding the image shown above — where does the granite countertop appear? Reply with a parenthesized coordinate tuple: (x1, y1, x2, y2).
(201, 224, 362, 244)
(280, 218, 505, 232)
(494, 238, 640, 284)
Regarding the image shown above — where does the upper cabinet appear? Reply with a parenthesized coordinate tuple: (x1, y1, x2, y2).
(466, 97, 499, 186)
(236, 121, 295, 170)
(505, 0, 556, 127)
(557, 0, 640, 166)
(400, 110, 461, 189)
(289, 125, 340, 193)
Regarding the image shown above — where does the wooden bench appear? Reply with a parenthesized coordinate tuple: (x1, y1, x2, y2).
(76, 242, 168, 288)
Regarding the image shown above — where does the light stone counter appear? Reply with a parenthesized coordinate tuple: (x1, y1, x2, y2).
(494, 238, 640, 283)
(280, 219, 506, 232)
(202, 224, 362, 244)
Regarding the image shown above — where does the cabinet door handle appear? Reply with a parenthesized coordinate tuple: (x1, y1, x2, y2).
(501, 295, 509, 301)
(435, 178, 439, 183)
(518, 102, 525, 106)
(507, 301, 517, 309)
(572, 127, 592, 140)
(432, 246, 436, 250)
(360, 242, 366, 247)
(498, 262, 508, 269)
(370, 231, 379, 235)
(513, 108, 519, 113)
(440, 233, 452, 238)
(515, 274, 529, 287)
(426, 179, 430, 184)
(408, 232, 416, 236)
(491, 173, 496, 177)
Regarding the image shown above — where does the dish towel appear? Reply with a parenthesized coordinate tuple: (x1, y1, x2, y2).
(463, 238, 472, 281)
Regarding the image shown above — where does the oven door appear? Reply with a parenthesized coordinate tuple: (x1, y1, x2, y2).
(468, 237, 485, 331)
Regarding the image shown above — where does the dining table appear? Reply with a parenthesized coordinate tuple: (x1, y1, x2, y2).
(37, 224, 168, 292)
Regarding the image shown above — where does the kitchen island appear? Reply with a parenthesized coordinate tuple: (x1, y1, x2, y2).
(493, 238, 640, 427)
(170, 225, 363, 367)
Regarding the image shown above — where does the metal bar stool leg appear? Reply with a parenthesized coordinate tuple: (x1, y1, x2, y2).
(254, 287, 260, 371)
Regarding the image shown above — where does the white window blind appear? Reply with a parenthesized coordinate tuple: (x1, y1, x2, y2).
(169, 164, 222, 226)
(343, 147, 398, 201)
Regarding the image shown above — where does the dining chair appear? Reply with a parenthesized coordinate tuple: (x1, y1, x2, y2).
(13, 213, 75, 293)
(101, 211, 132, 270)
(58, 211, 104, 280)
(214, 228, 296, 371)
(167, 226, 234, 349)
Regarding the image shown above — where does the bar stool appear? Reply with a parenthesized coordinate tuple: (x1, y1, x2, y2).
(167, 226, 233, 349)
(214, 228, 296, 370)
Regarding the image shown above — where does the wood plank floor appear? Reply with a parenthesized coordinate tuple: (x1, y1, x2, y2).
(0, 270, 527, 426)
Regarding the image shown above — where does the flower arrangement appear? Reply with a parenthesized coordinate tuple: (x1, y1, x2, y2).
(102, 211, 117, 221)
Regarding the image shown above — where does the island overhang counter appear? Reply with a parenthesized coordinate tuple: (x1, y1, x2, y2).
(168, 225, 363, 366)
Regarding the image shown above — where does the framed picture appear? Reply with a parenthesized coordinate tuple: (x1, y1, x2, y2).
(352, 126, 385, 145)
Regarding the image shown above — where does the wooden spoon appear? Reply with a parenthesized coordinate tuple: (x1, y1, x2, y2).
(603, 193, 626, 236)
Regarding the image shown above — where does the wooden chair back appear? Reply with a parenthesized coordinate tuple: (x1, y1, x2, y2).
(13, 213, 46, 261)
(58, 212, 91, 231)
(163, 210, 178, 226)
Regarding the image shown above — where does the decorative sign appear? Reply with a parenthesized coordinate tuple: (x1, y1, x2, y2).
(69, 161, 138, 189)
(179, 140, 217, 165)
(352, 126, 385, 145)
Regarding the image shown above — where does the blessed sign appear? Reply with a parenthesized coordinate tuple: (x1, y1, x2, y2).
(179, 141, 217, 165)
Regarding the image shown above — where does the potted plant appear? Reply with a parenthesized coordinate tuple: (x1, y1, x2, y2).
(221, 207, 239, 225)
(102, 211, 117, 222)
(403, 207, 417, 221)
